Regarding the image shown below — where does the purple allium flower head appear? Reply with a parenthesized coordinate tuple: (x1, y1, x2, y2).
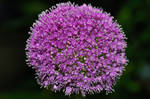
(26, 2, 128, 96)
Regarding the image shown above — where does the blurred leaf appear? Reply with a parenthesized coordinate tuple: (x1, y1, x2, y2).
(140, 28, 150, 42)
(138, 63, 150, 80)
(0, 91, 43, 99)
(125, 80, 141, 93)
(117, 6, 132, 33)
(21, 1, 47, 15)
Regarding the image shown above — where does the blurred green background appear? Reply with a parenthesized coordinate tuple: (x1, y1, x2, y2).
(0, 0, 150, 99)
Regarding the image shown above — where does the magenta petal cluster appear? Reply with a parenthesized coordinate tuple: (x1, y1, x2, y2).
(26, 2, 128, 96)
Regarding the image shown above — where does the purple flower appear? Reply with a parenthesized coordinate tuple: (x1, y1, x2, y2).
(26, 2, 128, 96)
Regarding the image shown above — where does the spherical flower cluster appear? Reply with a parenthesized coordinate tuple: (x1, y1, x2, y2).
(26, 2, 128, 96)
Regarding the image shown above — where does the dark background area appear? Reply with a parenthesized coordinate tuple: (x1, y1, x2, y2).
(0, 0, 150, 99)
